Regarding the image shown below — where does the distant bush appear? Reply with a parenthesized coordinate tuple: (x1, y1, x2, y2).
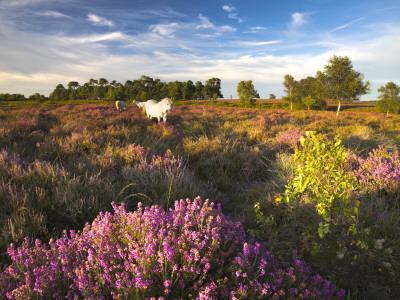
(0, 198, 344, 299)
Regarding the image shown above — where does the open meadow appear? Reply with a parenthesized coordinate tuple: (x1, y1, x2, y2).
(0, 102, 399, 299)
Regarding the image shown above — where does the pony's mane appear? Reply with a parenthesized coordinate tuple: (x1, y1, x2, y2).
(161, 97, 173, 105)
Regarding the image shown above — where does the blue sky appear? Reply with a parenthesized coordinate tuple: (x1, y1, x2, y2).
(0, 0, 399, 100)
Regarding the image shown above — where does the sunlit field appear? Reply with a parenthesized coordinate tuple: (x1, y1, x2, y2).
(0, 102, 399, 299)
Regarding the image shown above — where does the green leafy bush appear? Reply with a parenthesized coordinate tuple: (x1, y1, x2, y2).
(276, 131, 358, 238)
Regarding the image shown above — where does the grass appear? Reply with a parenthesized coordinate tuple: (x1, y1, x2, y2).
(0, 100, 399, 298)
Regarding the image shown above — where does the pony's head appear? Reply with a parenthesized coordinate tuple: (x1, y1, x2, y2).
(133, 100, 147, 115)
(161, 97, 173, 113)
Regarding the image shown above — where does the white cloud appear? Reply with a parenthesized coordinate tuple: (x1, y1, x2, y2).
(244, 26, 267, 33)
(222, 5, 243, 22)
(239, 40, 281, 46)
(228, 13, 243, 23)
(250, 26, 267, 31)
(328, 16, 368, 33)
(196, 14, 236, 37)
(222, 5, 236, 13)
(87, 13, 114, 27)
(219, 25, 236, 32)
(37, 10, 70, 18)
(149, 22, 180, 37)
(0, 0, 45, 8)
(291, 12, 307, 27)
(286, 12, 315, 36)
(63, 32, 128, 44)
(197, 14, 214, 29)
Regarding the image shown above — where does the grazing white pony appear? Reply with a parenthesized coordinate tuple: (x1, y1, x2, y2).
(133, 98, 173, 122)
(115, 100, 127, 111)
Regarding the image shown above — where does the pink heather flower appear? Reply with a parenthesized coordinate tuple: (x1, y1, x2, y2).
(163, 280, 171, 288)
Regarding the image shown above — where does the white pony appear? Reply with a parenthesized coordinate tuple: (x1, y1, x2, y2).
(115, 100, 127, 111)
(133, 98, 173, 122)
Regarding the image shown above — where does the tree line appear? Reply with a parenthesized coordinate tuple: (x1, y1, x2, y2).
(279, 55, 400, 115)
(281, 55, 371, 115)
(49, 76, 223, 101)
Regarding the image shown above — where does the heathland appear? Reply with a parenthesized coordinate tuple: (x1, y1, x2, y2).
(0, 100, 399, 299)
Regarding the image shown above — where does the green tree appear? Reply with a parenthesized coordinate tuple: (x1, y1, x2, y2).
(168, 81, 183, 101)
(283, 74, 297, 111)
(105, 86, 116, 101)
(269, 93, 276, 99)
(182, 80, 195, 100)
(194, 81, 204, 99)
(49, 84, 67, 101)
(68, 81, 80, 90)
(204, 78, 223, 99)
(237, 80, 259, 107)
(316, 55, 371, 115)
(302, 96, 316, 110)
(376, 82, 400, 115)
(98, 78, 109, 87)
(89, 78, 98, 87)
(28, 93, 46, 101)
(95, 78, 109, 99)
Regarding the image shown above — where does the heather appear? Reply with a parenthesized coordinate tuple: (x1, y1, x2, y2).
(0, 198, 344, 299)
(1, 102, 400, 298)
(348, 146, 400, 194)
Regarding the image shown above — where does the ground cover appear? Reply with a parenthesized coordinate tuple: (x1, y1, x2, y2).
(0, 102, 399, 298)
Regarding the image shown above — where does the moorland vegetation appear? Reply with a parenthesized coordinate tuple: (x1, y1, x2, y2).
(0, 102, 399, 298)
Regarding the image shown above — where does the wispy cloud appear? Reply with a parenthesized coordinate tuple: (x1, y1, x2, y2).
(196, 14, 236, 37)
(0, 0, 46, 8)
(250, 26, 267, 31)
(245, 26, 267, 33)
(149, 22, 180, 37)
(87, 13, 114, 27)
(239, 40, 281, 46)
(37, 10, 70, 18)
(328, 16, 368, 33)
(196, 14, 214, 29)
(221, 4, 243, 23)
(222, 5, 236, 13)
(64, 32, 128, 44)
(286, 11, 315, 36)
(290, 12, 309, 28)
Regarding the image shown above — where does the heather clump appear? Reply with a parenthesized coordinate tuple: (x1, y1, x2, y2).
(0, 198, 344, 299)
(275, 127, 304, 152)
(348, 146, 400, 194)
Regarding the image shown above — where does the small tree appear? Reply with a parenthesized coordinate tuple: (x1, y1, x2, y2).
(237, 80, 259, 107)
(105, 86, 116, 101)
(269, 93, 276, 99)
(276, 132, 358, 248)
(376, 81, 400, 115)
(211, 93, 218, 105)
(317, 55, 370, 115)
(302, 95, 316, 110)
(283, 74, 297, 111)
(204, 77, 223, 99)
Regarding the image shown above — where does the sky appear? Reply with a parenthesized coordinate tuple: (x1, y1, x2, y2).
(0, 0, 399, 100)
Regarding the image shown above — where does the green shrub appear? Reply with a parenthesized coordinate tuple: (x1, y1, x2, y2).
(277, 132, 358, 238)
